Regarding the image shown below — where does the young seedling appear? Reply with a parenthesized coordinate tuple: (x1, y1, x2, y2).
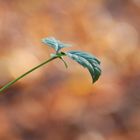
(0, 37, 101, 93)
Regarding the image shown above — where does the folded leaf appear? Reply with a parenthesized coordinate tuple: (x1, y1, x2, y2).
(42, 37, 71, 52)
(66, 50, 101, 83)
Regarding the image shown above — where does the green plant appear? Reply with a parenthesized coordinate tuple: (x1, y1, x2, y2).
(0, 37, 101, 93)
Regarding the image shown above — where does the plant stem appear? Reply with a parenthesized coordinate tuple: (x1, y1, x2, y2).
(0, 53, 65, 93)
(59, 57, 68, 68)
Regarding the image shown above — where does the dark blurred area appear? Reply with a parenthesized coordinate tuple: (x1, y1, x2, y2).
(0, 0, 140, 140)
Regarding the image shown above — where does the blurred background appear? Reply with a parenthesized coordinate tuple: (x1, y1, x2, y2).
(0, 0, 140, 140)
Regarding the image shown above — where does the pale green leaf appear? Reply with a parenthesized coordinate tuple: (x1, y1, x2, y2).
(42, 37, 71, 52)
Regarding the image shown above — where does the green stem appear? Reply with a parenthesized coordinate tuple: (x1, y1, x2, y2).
(59, 57, 68, 68)
(0, 53, 65, 93)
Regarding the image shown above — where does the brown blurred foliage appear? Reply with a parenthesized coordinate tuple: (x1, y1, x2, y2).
(0, 0, 140, 140)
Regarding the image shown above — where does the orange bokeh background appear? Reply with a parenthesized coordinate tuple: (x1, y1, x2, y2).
(0, 0, 140, 140)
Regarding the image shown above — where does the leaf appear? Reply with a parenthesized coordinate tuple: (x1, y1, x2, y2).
(42, 37, 71, 52)
(66, 50, 101, 83)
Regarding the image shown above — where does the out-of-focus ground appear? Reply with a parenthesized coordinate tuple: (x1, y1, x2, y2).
(0, 0, 140, 140)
